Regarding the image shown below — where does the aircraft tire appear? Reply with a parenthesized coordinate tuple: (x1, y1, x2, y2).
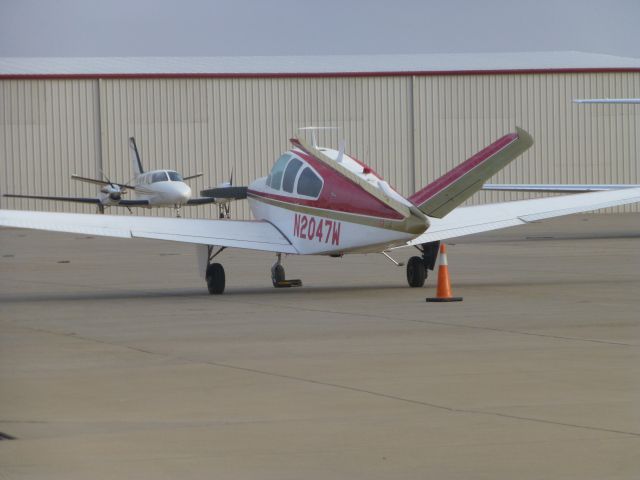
(272, 264, 285, 286)
(406, 256, 426, 287)
(206, 263, 225, 294)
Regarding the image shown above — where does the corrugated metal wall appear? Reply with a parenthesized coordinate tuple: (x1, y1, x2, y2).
(2, 72, 639, 218)
(414, 72, 640, 211)
(1, 79, 101, 213)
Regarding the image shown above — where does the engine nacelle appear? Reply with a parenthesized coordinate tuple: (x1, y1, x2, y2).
(99, 185, 123, 206)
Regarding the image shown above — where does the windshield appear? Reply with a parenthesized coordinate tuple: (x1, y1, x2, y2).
(167, 171, 183, 181)
(266, 154, 291, 190)
(151, 171, 169, 183)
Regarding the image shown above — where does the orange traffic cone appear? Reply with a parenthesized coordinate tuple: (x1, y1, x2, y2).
(426, 244, 463, 302)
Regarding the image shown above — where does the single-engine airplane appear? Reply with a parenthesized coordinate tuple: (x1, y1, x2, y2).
(2, 127, 640, 295)
(4, 137, 222, 216)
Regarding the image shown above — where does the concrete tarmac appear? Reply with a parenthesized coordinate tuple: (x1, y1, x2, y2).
(1, 214, 639, 479)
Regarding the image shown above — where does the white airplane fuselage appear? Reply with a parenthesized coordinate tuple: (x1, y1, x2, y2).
(247, 145, 427, 255)
(132, 169, 193, 207)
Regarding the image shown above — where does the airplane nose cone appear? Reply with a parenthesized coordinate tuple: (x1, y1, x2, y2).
(178, 184, 192, 203)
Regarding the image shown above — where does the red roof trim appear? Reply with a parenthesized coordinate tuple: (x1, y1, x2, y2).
(1, 67, 639, 80)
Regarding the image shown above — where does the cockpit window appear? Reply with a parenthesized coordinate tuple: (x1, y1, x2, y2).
(266, 154, 291, 190)
(167, 171, 183, 181)
(297, 167, 323, 198)
(152, 171, 169, 183)
(282, 158, 302, 193)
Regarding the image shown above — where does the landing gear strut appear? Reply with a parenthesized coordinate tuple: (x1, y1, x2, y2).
(205, 246, 226, 294)
(271, 253, 302, 288)
(406, 241, 440, 288)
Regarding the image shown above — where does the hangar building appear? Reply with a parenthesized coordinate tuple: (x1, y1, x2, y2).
(1, 51, 639, 218)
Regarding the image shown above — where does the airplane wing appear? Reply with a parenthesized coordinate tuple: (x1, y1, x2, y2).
(482, 184, 640, 193)
(574, 98, 640, 104)
(4, 193, 101, 204)
(0, 210, 298, 254)
(186, 197, 218, 205)
(187, 186, 249, 204)
(4, 194, 150, 207)
(116, 199, 151, 206)
(394, 187, 640, 246)
(200, 186, 249, 200)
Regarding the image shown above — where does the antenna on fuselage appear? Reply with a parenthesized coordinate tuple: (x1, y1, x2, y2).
(299, 126, 338, 149)
(336, 139, 346, 163)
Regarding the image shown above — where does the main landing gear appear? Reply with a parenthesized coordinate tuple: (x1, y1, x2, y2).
(204, 246, 226, 294)
(406, 241, 440, 288)
(202, 249, 302, 295)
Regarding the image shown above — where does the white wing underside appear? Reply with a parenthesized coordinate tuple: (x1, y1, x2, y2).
(2, 188, 640, 253)
(399, 187, 640, 246)
(0, 211, 298, 254)
(482, 184, 640, 193)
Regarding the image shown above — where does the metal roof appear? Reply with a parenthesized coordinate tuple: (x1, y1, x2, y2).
(1, 51, 640, 77)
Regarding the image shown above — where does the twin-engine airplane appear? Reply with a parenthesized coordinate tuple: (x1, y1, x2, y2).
(2, 127, 640, 295)
(4, 137, 222, 216)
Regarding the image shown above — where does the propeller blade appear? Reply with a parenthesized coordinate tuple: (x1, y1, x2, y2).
(99, 168, 117, 189)
(183, 173, 203, 181)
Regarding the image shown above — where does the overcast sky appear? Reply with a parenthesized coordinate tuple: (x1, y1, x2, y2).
(1, 0, 638, 58)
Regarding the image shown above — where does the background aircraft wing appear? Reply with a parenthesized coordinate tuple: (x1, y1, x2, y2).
(186, 197, 218, 205)
(395, 187, 640, 246)
(4, 193, 101, 204)
(199, 186, 248, 200)
(187, 186, 249, 205)
(119, 199, 151, 206)
(482, 184, 640, 193)
(574, 98, 640, 104)
(4, 194, 150, 207)
(0, 210, 298, 253)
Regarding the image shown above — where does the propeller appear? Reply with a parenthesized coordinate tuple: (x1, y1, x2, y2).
(218, 170, 234, 219)
(100, 169, 127, 195)
(95, 169, 129, 212)
(216, 169, 233, 189)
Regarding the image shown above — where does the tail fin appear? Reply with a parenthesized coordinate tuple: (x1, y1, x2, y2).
(129, 137, 144, 176)
(408, 127, 533, 218)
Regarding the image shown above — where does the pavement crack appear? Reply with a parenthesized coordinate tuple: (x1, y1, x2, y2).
(10, 318, 640, 440)
(185, 358, 640, 439)
(218, 298, 638, 348)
